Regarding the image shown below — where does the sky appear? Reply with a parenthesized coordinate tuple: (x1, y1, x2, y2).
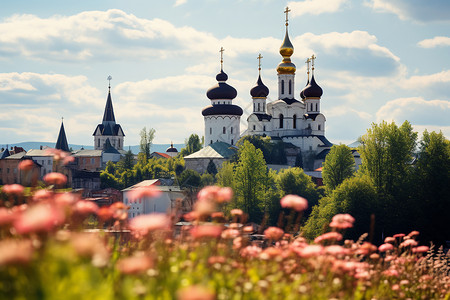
(0, 0, 449, 147)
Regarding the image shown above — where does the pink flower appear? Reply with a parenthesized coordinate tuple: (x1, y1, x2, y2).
(314, 232, 343, 244)
(0, 208, 16, 226)
(280, 194, 308, 212)
(43, 172, 67, 186)
(384, 237, 396, 244)
(13, 203, 65, 234)
(129, 213, 170, 234)
(32, 189, 53, 202)
(97, 206, 114, 221)
(230, 209, 244, 216)
(378, 243, 394, 252)
(177, 285, 215, 300)
(2, 184, 24, 196)
(128, 186, 161, 202)
(356, 242, 377, 255)
(412, 246, 430, 253)
(400, 239, 418, 248)
(329, 214, 355, 229)
(383, 268, 399, 277)
(197, 186, 233, 203)
(221, 229, 240, 239)
(240, 245, 262, 258)
(296, 245, 324, 258)
(18, 159, 34, 171)
(110, 202, 129, 220)
(325, 245, 350, 256)
(407, 230, 420, 237)
(117, 255, 153, 275)
(0, 239, 34, 266)
(62, 155, 75, 165)
(393, 233, 405, 239)
(264, 227, 284, 241)
(190, 225, 223, 239)
(193, 198, 216, 216)
(73, 200, 99, 216)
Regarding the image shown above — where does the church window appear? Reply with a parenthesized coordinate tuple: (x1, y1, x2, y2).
(231, 127, 233, 134)
(289, 80, 292, 94)
(231, 139, 234, 145)
(211, 140, 213, 144)
(210, 128, 212, 135)
(258, 103, 260, 111)
(223, 127, 226, 134)
(253, 125, 256, 130)
(315, 103, 318, 111)
(262, 103, 265, 111)
(263, 125, 266, 131)
(254, 103, 256, 111)
(98, 139, 100, 148)
(281, 80, 285, 94)
(318, 125, 321, 130)
(310, 103, 313, 111)
(279, 114, 284, 128)
(118, 139, 120, 148)
(293, 114, 297, 129)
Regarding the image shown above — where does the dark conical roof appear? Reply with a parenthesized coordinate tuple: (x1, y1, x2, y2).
(102, 90, 116, 122)
(55, 121, 70, 152)
(166, 142, 178, 153)
(103, 138, 120, 154)
(206, 70, 237, 100)
(303, 75, 323, 98)
(250, 75, 269, 98)
(0, 148, 10, 159)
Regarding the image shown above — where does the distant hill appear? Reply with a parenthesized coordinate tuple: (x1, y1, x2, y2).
(1, 142, 185, 154)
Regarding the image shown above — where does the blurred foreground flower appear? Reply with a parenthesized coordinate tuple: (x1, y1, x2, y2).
(117, 254, 153, 275)
(128, 186, 161, 202)
(2, 184, 25, 196)
(129, 213, 171, 234)
(13, 203, 65, 234)
(177, 285, 215, 300)
(18, 159, 34, 171)
(197, 186, 233, 203)
(0, 239, 33, 266)
(280, 194, 308, 212)
(43, 172, 67, 186)
(190, 225, 223, 239)
(264, 227, 284, 241)
(329, 214, 355, 229)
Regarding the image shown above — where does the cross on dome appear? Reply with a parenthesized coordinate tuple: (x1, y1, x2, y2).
(305, 58, 311, 81)
(284, 6, 291, 26)
(257, 53, 263, 75)
(311, 54, 316, 74)
(107, 75, 112, 90)
(219, 47, 225, 70)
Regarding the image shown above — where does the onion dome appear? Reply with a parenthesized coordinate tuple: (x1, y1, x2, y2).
(206, 70, 237, 100)
(202, 104, 243, 116)
(277, 29, 296, 75)
(166, 142, 178, 153)
(250, 75, 269, 98)
(302, 75, 323, 98)
(300, 79, 309, 100)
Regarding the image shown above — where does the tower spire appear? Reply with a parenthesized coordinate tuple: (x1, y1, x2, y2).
(284, 6, 291, 27)
(55, 118, 69, 152)
(107, 75, 112, 92)
(311, 54, 316, 76)
(277, 6, 296, 75)
(257, 53, 263, 76)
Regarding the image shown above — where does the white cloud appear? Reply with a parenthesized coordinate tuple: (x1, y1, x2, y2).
(365, 0, 450, 22)
(418, 36, 450, 48)
(174, 0, 187, 7)
(400, 70, 450, 90)
(376, 97, 450, 129)
(288, 0, 348, 17)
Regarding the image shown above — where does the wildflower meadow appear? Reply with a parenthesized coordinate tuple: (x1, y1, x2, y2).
(0, 155, 449, 299)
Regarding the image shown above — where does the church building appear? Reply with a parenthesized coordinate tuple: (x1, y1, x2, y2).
(242, 7, 332, 169)
(93, 78, 125, 151)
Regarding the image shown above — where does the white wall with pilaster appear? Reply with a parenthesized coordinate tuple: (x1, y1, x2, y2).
(204, 115, 240, 146)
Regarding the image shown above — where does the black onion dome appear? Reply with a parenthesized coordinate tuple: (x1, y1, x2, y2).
(302, 75, 323, 98)
(250, 75, 269, 98)
(166, 143, 178, 153)
(206, 70, 237, 100)
(300, 79, 309, 100)
(202, 104, 243, 116)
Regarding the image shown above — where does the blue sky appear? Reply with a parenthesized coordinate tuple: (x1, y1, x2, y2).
(0, 0, 449, 147)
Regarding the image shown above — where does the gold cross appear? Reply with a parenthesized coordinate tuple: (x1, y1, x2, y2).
(257, 53, 263, 74)
(219, 47, 225, 70)
(107, 75, 112, 89)
(311, 54, 316, 73)
(284, 7, 291, 26)
(305, 58, 311, 81)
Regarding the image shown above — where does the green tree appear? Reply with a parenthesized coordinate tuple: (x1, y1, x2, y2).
(358, 120, 418, 236)
(178, 169, 201, 188)
(322, 144, 355, 194)
(206, 160, 218, 175)
(140, 127, 156, 161)
(233, 141, 268, 222)
(179, 134, 202, 157)
(200, 173, 215, 187)
(413, 130, 450, 246)
(216, 161, 235, 189)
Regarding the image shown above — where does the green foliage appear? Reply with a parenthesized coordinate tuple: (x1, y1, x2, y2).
(413, 130, 450, 245)
(178, 169, 201, 188)
(216, 161, 235, 189)
(139, 127, 155, 161)
(179, 134, 202, 157)
(233, 141, 269, 222)
(322, 144, 355, 194)
(302, 196, 336, 239)
(206, 160, 218, 175)
(200, 173, 215, 187)
(237, 135, 287, 164)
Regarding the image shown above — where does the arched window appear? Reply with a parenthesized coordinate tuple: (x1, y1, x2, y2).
(316, 103, 318, 111)
(210, 140, 213, 144)
(257, 103, 260, 111)
(223, 127, 226, 134)
(98, 139, 100, 148)
(279, 114, 284, 128)
(231, 127, 233, 134)
(310, 103, 313, 111)
(318, 125, 321, 131)
(253, 125, 256, 130)
(118, 139, 120, 149)
(262, 103, 265, 111)
(263, 125, 266, 131)
(289, 80, 292, 94)
(231, 139, 234, 145)
(281, 80, 285, 94)
(210, 128, 212, 134)
(293, 114, 297, 129)
(254, 103, 256, 111)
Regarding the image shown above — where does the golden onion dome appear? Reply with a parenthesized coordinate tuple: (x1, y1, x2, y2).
(277, 28, 296, 74)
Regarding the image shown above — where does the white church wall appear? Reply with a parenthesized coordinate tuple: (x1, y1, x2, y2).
(204, 115, 240, 146)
